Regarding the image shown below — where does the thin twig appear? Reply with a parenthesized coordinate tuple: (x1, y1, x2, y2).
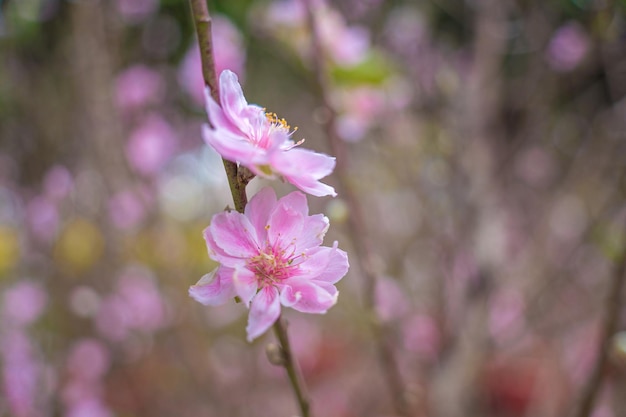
(572, 223, 626, 417)
(300, 1, 411, 415)
(188, 0, 247, 212)
(273, 317, 311, 417)
(187, 1, 312, 416)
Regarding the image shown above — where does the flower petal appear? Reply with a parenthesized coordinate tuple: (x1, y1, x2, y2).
(203, 227, 247, 268)
(204, 87, 237, 133)
(244, 187, 277, 244)
(283, 175, 337, 198)
(232, 267, 259, 307)
(219, 70, 249, 123)
(310, 243, 349, 284)
(294, 214, 329, 253)
(278, 191, 308, 217)
(274, 148, 336, 178)
(202, 125, 267, 166)
(246, 286, 281, 342)
(279, 279, 337, 314)
(270, 148, 337, 197)
(189, 267, 236, 306)
(267, 200, 304, 250)
(209, 210, 260, 258)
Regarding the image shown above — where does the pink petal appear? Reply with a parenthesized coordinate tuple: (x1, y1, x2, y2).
(310, 243, 349, 284)
(232, 267, 259, 307)
(267, 200, 304, 250)
(219, 70, 248, 122)
(293, 246, 333, 277)
(202, 125, 267, 165)
(189, 268, 236, 306)
(283, 175, 337, 198)
(209, 210, 260, 258)
(204, 88, 238, 133)
(244, 187, 277, 244)
(246, 286, 281, 341)
(203, 228, 247, 268)
(279, 279, 337, 314)
(293, 214, 329, 253)
(278, 190, 308, 216)
(283, 148, 336, 178)
(270, 148, 337, 197)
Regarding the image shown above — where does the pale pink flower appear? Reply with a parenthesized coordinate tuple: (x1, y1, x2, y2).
(190, 187, 349, 341)
(114, 65, 164, 113)
(66, 339, 110, 382)
(546, 22, 590, 72)
(203, 70, 337, 197)
(43, 165, 73, 201)
(2, 281, 47, 327)
(125, 114, 178, 176)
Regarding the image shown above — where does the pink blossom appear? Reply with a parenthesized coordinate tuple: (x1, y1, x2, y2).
(66, 339, 110, 382)
(546, 22, 590, 72)
(95, 267, 168, 341)
(2, 330, 42, 417)
(114, 65, 164, 113)
(2, 281, 47, 327)
(125, 114, 178, 176)
(26, 196, 59, 242)
(179, 16, 246, 106)
(43, 165, 73, 201)
(203, 70, 337, 197)
(114, 0, 158, 24)
(108, 188, 150, 230)
(190, 187, 349, 341)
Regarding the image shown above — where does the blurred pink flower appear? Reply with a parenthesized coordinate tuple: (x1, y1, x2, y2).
(115, 0, 158, 24)
(179, 15, 245, 106)
(43, 165, 73, 201)
(96, 267, 168, 341)
(65, 398, 112, 417)
(2, 281, 47, 327)
(26, 196, 59, 242)
(203, 70, 336, 197)
(265, 0, 370, 66)
(125, 114, 178, 176)
(2, 330, 42, 417)
(108, 188, 150, 230)
(190, 187, 349, 341)
(66, 339, 110, 382)
(375, 276, 410, 323)
(546, 22, 590, 72)
(114, 65, 164, 113)
(402, 314, 440, 362)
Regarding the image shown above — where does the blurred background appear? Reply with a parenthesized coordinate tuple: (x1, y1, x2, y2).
(1, 0, 626, 416)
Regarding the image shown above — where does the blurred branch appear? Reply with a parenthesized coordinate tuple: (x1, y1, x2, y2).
(572, 223, 626, 417)
(187, 2, 311, 416)
(301, 1, 412, 416)
(273, 317, 311, 417)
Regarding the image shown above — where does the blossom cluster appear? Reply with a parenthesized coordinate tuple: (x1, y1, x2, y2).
(190, 70, 348, 341)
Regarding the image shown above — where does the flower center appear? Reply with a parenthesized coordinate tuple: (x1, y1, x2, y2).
(248, 246, 298, 287)
(265, 112, 293, 133)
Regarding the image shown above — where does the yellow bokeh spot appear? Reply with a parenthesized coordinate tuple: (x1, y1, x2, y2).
(0, 226, 20, 274)
(54, 218, 104, 275)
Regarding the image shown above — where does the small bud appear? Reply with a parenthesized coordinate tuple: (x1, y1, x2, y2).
(266, 343, 286, 366)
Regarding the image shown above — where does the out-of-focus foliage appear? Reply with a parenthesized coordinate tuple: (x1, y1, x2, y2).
(1, 0, 626, 416)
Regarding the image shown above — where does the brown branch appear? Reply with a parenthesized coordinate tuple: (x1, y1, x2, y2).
(273, 317, 311, 417)
(188, 0, 247, 213)
(572, 225, 626, 417)
(187, 2, 311, 416)
(301, 1, 411, 415)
